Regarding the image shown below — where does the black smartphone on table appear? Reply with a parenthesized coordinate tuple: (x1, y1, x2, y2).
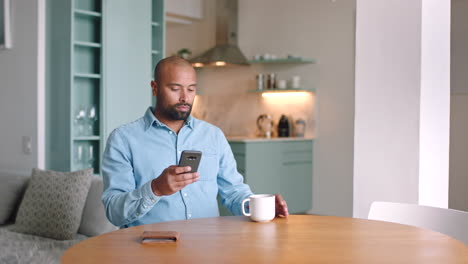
(178, 150, 202, 173)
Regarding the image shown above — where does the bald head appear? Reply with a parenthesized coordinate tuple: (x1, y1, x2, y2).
(153, 56, 194, 84)
(150, 56, 197, 124)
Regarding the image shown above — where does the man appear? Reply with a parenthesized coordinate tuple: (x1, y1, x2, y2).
(101, 56, 288, 228)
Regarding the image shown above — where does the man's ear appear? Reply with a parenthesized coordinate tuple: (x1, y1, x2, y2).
(151, 80, 158, 96)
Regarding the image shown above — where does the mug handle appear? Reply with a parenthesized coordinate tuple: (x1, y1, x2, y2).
(241, 198, 250, 216)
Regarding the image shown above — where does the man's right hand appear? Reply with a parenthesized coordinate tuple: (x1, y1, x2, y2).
(151, 165, 200, 196)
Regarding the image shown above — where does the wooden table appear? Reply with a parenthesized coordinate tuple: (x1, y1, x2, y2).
(62, 215, 467, 263)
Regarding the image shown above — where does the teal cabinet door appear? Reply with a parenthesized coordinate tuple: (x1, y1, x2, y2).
(220, 139, 313, 215)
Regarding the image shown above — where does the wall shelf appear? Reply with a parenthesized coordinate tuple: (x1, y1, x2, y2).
(74, 9, 102, 18)
(249, 58, 316, 64)
(74, 73, 101, 79)
(74, 41, 101, 48)
(248, 88, 315, 94)
(73, 136, 101, 141)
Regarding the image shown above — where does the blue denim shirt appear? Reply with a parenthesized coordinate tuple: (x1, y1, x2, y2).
(101, 107, 253, 228)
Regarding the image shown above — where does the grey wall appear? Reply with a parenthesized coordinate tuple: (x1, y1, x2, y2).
(449, 0, 468, 212)
(0, 0, 44, 175)
(311, 0, 356, 217)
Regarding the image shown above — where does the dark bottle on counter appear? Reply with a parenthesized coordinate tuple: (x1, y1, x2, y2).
(278, 115, 290, 137)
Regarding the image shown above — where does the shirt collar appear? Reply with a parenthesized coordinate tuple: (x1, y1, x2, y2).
(185, 115, 194, 129)
(144, 107, 195, 131)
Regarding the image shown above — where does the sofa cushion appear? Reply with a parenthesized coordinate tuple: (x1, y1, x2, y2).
(13, 168, 93, 240)
(0, 172, 29, 224)
(78, 175, 117, 236)
(0, 224, 88, 264)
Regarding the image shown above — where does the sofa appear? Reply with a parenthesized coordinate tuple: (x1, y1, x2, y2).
(0, 170, 117, 264)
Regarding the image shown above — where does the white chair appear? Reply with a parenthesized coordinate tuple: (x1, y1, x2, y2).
(368, 201, 468, 245)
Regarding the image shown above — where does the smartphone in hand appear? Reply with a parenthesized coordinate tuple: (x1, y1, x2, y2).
(178, 150, 202, 173)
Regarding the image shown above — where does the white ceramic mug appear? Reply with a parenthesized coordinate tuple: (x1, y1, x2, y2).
(291, 75, 301, 89)
(277, 79, 287, 89)
(242, 194, 275, 222)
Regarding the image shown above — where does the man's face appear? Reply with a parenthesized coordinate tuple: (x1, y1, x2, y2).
(152, 65, 197, 121)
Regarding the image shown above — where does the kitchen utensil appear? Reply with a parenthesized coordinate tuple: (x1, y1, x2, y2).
(277, 79, 286, 89)
(257, 114, 273, 138)
(295, 119, 306, 137)
(256, 74, 265, 91)
(291, 76, 301, 89)
(267, 73, 276, 89)
(278, 115, 290, 137)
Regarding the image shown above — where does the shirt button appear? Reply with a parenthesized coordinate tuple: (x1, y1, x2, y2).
(183, 193, 187, 197)
(188, 214, 192, 218)
(168, 131, 173, 134)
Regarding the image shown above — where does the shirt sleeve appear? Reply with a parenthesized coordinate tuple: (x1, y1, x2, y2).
(216, 129, 254, 215)
(101, 129, 161, 227)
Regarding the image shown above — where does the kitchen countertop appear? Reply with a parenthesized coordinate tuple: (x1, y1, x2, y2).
(227, 136, 314, 143)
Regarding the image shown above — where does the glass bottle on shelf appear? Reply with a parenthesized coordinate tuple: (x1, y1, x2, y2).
(87, 144, 95, 170)
(74, 105, 86, 136)
(87, 105, 98, 136)
(75, 144, 84, 170)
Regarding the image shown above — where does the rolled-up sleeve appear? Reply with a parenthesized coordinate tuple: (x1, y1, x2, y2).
(101, 129, 161, 227)
(216, 129, 253, 215)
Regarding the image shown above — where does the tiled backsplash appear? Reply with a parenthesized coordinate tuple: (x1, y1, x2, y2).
(191, 66, 315, 138)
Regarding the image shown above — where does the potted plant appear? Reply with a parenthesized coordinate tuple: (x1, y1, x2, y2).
(177, 48, 192, 59)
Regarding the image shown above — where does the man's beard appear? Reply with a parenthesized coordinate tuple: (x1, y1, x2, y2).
(163, 103, 192, 121)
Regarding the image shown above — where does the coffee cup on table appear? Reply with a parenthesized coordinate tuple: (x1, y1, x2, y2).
(242, 194, 275, 222)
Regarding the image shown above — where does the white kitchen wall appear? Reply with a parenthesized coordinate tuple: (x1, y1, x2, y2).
(449, 0, 468, 212)
(0, 0, 45, 175)
(354, 0, 421, 218)
(354, 0, 451, 218)
(418, 0, 450, 208)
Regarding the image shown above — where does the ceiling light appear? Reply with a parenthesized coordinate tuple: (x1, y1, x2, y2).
(192, 63, 204, 68)
(214, 61, 226, 66)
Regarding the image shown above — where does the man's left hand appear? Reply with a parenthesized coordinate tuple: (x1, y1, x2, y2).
(275, 194, 289, 218)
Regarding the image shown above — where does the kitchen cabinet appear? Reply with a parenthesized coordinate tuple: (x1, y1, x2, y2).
(219, 138, 313, 216)
(46, 0, 165, 174)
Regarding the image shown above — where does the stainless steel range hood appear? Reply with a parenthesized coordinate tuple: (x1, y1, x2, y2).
(190, 0, 249, 67)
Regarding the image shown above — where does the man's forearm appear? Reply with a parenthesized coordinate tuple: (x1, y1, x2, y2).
(102, 179, 161, 227)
